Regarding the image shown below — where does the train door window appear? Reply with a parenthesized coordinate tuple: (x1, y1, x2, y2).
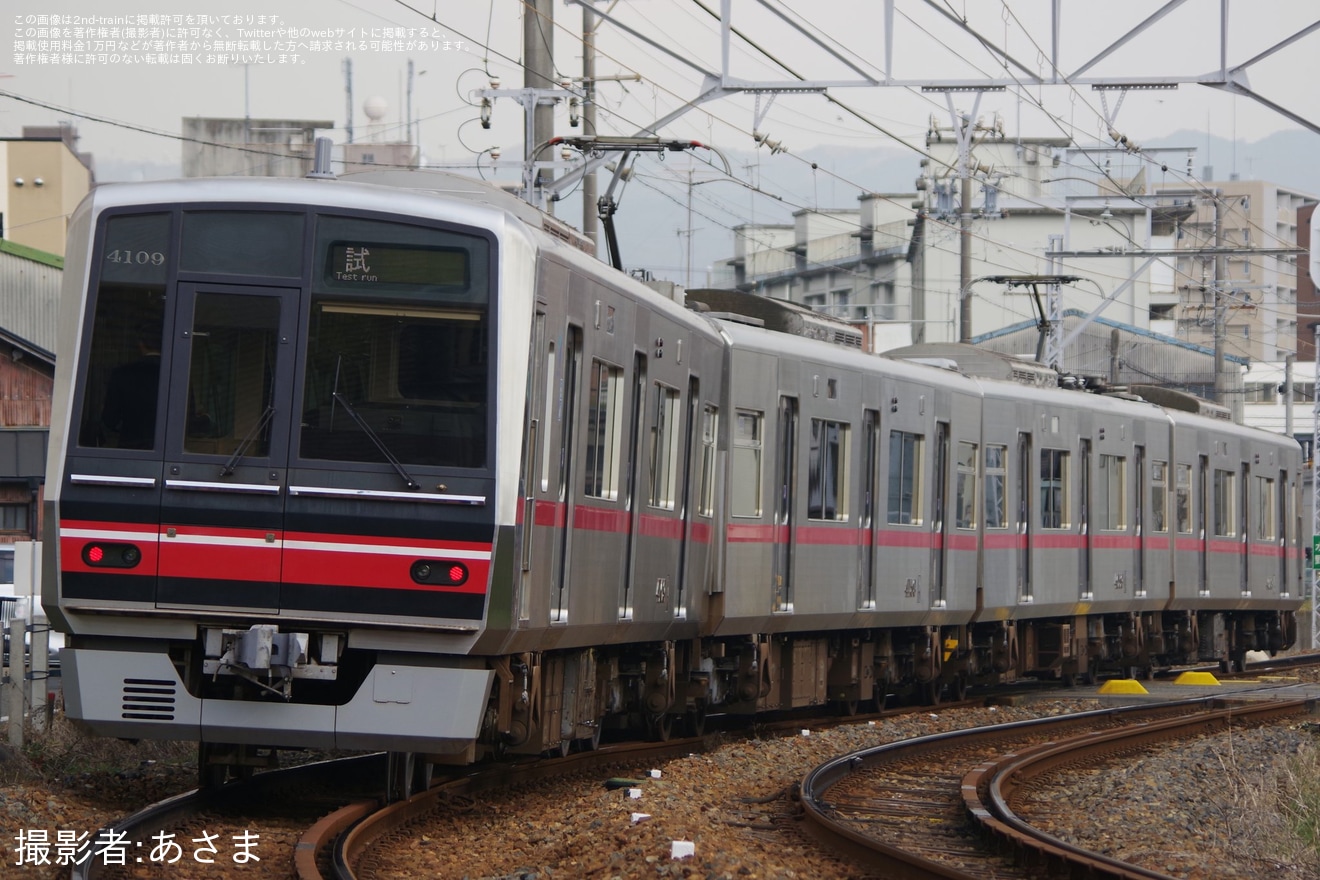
(78, 212, 172, 451)
(1175, 464, 1193, 533)
(984, 445, 1007, 528)
(1213, 469, 1237, 537)
(1096, 454, 1127, 530)
(698, 404, 719, 518)
(886, 431, 924, 525)
(584, 360, 625, 500)
(1040, 448, 1070, 529)
(1254, 475, 1275, 540)
(1151, 461, 1169, 532)
(181, 292, 281, 457)
(541, 342, 556, 493)
(648, 384, 681, 510)
(808, 419, 849, 521)
(955, 441, 978, 529)
(732, 410, 763, 517)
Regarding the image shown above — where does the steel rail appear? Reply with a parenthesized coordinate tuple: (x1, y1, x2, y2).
(964, 698, 1313, 880)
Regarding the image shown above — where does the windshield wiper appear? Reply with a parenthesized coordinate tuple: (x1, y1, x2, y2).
(220, 405, 276, 476)
(331, 392, 420, 490)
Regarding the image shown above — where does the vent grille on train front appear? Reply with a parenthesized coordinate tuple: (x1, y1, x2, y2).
(121, 678, 178, 721)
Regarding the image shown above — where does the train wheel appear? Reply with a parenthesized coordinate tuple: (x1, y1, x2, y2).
(921, 681, 943, 706)
(647, 712, 674, 742)
(584, 718, 604, 751)
(950, 674, 968, 702)
(685, 701, 708, 736)
(387, 752, 429, 801)
(835, 699, 859, 717)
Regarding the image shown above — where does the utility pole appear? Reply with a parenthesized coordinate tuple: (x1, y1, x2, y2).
(581, 2, 598, 252)
(960, 166, 973, 342)
(523, 0, 556, 202)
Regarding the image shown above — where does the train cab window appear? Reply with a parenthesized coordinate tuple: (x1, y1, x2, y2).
(1151, 461, 1169, 533)
(648, 384, 681, 510)
(299, 215, 492, 470)
(1175, 464, 1193, 533)
(1212, 469, 1237, 537)
(584, 360, 625, 500)
(808, 419, 849, 521)
(887, 430, 924, 525)
(698, 405, 718, 517)
(954, 441, 977, 529)
(1096, 454, 1127, 530)
(180, 212, 304, 277)
(732, 410, 763, 517)
(1040, 448, 1070, 529)
(984, 445, 1007, 528)
(77, 213, 171, 450)
(1255, 476, 1276, 540)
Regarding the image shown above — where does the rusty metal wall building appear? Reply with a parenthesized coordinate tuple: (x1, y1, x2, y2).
(0, 238, 60, 544)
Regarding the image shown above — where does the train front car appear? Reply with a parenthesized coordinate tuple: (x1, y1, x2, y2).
(43, 176, 520, 781)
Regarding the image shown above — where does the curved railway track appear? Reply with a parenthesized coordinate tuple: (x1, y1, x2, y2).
(800, 696, 1313, 880)
(72, 754, 386, 880)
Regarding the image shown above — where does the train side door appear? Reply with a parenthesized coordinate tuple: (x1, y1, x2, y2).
(1078, 439, 1092, 599)
(156, 283, 298, 610)
(1240, 461, 1250, 595)
(620, 353, 646, 619)
(772, 396, 797, 613)
(858, 410, 878, 609)
(931, 422, 950, 607)
(1017, 432, 1032, 602)
(518, 310, 548, 622)
(1134, 445, 1145, 596)
(551, 326, 583, 623)
(1198, 454, 1209, 595)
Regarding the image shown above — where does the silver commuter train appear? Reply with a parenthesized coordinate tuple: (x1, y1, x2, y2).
(42, 169, 1301, 783)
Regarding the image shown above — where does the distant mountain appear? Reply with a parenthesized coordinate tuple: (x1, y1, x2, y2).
(1141, 129, 1319, 196)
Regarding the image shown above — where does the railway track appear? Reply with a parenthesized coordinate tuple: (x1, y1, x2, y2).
(72, 754, 385, 880)
(800, 696, 1313, 880)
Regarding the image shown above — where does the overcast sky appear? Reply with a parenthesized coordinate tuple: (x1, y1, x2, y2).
(5, 1, 1317, 174)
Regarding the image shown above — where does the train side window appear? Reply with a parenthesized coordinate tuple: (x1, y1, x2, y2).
(955, 441, 977, 529)
(984, 444, 1007, 528)
(78, 212, 171, 451)
(1255, 475, 1276, 540)
(731, 409, 763, 517)
(584, 359, 625, 500)
(1150, 460, 1169, 533)
(648, 383, 681, 510)
(1039, 448, 1070, 529)
(808, 419, 849, 521)
(886, 430, 924, 525)
(1175, 463, 1193, 533)
(541, 343, 556, 493)
(698, 405, 719, 517)
(1213, 469, 1237, 537)
(1096, 454, 1127, 530)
